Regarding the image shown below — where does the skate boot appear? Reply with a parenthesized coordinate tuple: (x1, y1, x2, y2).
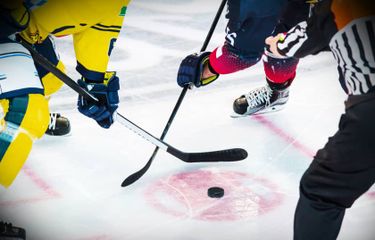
(45, 113, 71, 136)
(232, 81, 290, 117)
(0, 221, 26, 240)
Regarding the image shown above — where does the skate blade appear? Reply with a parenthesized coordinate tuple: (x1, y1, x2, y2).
(44, 132, 73, 137)
(230, 104, 286, 118)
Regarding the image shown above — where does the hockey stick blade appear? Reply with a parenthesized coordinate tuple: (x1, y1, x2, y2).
(167, 147, 247, 163)
(121, 154, 154, 187)
(121, 147, 246, 187)
(116, 113, 247, 162)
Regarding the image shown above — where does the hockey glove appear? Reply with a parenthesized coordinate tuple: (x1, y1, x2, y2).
(77, 71, 120, 129)
(177, 51, 219, 88)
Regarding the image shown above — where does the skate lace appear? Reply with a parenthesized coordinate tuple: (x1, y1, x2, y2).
(245, 86, 272, 108)
(49, 113, 58, 130)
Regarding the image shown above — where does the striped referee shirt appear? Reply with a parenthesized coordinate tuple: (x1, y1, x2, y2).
(330, 17, 375, 95)
(275, 0, 375, 95)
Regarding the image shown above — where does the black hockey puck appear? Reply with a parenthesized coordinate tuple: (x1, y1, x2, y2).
(207, 187, 224, 198)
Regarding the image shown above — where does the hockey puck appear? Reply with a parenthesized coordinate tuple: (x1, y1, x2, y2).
(207, 187, 224, 198)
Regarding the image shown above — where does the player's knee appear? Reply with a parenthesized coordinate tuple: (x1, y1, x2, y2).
(0, 94, 48, 187)
(299, 164, 353, 209)
(209, 44, 260, 74)
(299, 171, 313, 197)
(42, 61, 65, 97)
(22, 94, 50, 138)
(0, 130, 33, 188)
(299, 165, 331, 206)
(5, 94, 50, 139)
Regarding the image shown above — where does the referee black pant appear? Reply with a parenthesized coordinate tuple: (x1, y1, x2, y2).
(294, 93, 375, 240)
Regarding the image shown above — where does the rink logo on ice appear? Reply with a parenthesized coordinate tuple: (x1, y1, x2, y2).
(144, 169, 284, 221)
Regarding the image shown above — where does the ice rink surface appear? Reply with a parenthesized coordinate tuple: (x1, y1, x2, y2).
(1, 0, 374, 239)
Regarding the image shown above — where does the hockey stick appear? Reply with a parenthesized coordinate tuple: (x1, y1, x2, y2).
(20, 37, 247, 163)
(121, 0, 228, 187)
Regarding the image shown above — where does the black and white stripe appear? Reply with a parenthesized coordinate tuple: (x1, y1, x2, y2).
(278, 21, 309, 57)
(330, 17, 375, 95)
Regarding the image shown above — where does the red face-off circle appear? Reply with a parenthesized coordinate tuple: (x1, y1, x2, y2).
(144, 169, 283, 221)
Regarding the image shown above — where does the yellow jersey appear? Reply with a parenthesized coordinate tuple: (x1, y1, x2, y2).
(20, 0, 131, 80)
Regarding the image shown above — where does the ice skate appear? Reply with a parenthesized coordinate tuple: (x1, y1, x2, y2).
(45, 113, 71, 136)
(232, 84, 289, 118)
(0, 221, 26, 240)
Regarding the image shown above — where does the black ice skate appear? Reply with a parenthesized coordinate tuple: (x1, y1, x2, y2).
(0, 221, 26, 240)
(232, 82, 290, 117)
(45, 113, 71, 136)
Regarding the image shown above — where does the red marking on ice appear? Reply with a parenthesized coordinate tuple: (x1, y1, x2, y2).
(145, 170, 283, 221)
(77, 235, 111, 240)
(252, 116, 375, 200)
(0, 196, 55, 207)
(367, 191, 375, 199)
(22, 166, 60, 198)
(252, 115, 316, 158)
(0, 165, 60, 207)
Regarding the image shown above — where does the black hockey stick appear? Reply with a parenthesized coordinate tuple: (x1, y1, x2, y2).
(20, 37, 247, 163)
(121, 0, 228, 187)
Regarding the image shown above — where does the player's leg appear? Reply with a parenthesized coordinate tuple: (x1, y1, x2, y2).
(0, 40, 49, 188)
(33, 36, 71, 136)
(294, 94, 375, 240)
(209, 0, 286, 75)
(232, 0, 310, 116)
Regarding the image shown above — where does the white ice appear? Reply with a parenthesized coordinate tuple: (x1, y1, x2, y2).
(0, 1, 374, 239)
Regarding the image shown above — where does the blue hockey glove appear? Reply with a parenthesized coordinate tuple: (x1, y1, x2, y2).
(177, 51, 219, 88)
(77, 71, 120, 129)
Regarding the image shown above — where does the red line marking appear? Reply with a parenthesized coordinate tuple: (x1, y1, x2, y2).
(145, 170, 283, 221)
(252, 115, 316, 158)
(76, 235, 111, 240)
(367, 191, 375, 199)
(22, 165, 60, 198)
(0, 196, 55, 207)
(0, 165, 60, 207)
(252, 115, 375, 199)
